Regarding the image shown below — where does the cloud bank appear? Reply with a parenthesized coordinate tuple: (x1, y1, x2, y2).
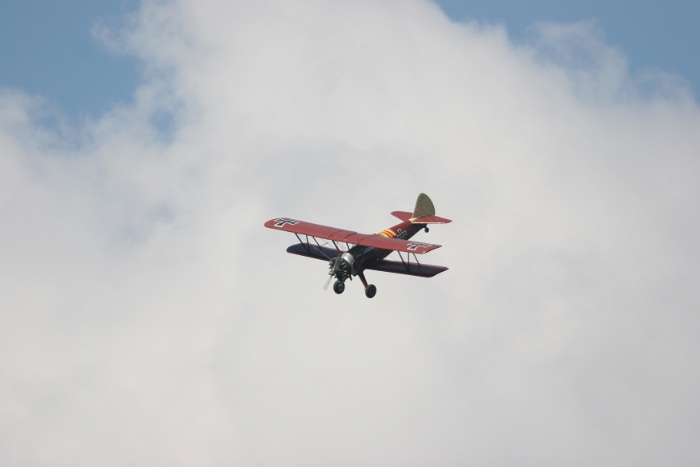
(1, 1, 698, 465)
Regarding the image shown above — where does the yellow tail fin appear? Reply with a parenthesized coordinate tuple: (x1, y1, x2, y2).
(412, 193, 435, 219)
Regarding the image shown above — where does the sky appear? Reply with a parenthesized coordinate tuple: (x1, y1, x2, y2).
(0, 1, 699, 465)
(0, 0, 697, 119)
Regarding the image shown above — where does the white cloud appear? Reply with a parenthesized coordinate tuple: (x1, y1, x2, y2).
(1, 1, 699, 465)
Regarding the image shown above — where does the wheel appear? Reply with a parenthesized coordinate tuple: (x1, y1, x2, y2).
(365, 284, 376, 298)
(333, 280, 345, 294)
(424, 226, 429, 233)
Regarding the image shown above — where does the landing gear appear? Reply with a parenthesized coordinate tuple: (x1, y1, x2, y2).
(357, 271, 377, 299)
(365, 284, 377, 298)
(424, 226, 429, 233)
(333, 280, 345, 294)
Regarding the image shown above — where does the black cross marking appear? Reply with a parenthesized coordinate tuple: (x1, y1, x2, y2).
(407, 242, 430, 251)
(274, 218, 299, 228)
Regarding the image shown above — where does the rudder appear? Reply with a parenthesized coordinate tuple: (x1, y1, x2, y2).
(412, 193, 436, 219)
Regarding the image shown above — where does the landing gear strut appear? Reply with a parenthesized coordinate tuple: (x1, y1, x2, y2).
(333, 280, 345, 294)
(358, 271, 377, 299)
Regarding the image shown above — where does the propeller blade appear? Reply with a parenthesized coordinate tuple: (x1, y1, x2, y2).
(323, 274, 333, 290)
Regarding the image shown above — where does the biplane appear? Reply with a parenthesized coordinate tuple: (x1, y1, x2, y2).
(264, 193, 451, 298)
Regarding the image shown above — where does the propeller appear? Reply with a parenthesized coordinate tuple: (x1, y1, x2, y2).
(323, 274, 333, 290)
(324, 257, 339, 290)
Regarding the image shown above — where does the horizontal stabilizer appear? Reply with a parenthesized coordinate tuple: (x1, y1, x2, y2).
(391, 211, 413, 221)
(391, 211, 452, 224)
(412, 215, 452, 224)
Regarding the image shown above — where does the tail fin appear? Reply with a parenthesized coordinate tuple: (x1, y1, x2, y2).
(391, 194, 452, 224)
(413, 193, 435, 219)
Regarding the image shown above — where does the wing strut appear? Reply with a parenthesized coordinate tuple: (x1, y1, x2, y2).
(312, 236, 333, 260)
(396, 251, 423, 273)
(412, 252, 422, 273)
(329, 241, 351, 253)
(294, 232, 336, 261)
(397, 251, 408, 272)
(294, 233, 310, 254)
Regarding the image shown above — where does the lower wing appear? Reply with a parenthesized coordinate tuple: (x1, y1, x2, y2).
(286, 243, 338, 261)
(365, 259, 448, 278)
(286, 243, 447, 278)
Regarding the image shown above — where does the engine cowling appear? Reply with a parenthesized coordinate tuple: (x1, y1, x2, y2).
(329, 252, 355, 282)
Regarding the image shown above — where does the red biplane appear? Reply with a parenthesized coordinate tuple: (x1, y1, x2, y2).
(264, 193, 451, 298)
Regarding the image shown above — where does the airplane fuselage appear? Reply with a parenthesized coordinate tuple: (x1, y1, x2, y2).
(349, 220, 425, 273)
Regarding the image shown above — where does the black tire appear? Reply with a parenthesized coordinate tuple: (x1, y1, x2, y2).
(424, 226, 429, 233)
(365, 284, 376, 298)
(333, 281, 345, 294)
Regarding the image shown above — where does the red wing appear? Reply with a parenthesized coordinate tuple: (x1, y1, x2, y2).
(355, 236, 441, 254)
(264, 218, 356, 239)
(265, 218, 441, 254)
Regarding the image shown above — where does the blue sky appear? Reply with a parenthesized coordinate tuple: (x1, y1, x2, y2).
(0, 0, 697, 120)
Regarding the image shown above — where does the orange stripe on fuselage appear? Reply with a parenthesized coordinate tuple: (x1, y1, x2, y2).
(376, 220, 416, 240)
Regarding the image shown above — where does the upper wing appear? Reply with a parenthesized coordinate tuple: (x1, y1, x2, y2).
(356, 235, 441, 254)
(265, 217, 441, 254)
(264, 218, 355, 239)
